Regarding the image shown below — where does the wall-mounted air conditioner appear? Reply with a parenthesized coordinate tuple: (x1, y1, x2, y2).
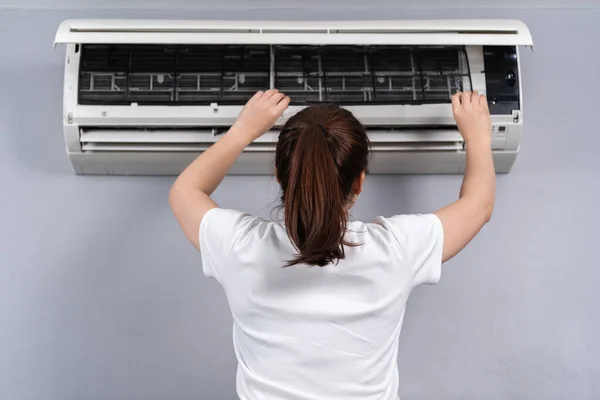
(54, 19, 533, 175)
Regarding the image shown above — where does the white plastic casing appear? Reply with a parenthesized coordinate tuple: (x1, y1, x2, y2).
(55, 19, 533, 175)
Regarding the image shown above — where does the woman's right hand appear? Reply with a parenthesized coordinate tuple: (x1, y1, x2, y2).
(451, 91, 492, 145)
(435, 90, 496, 263)
(232, 89, 290, 143)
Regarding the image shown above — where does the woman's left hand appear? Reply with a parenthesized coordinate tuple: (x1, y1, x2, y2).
(232, 89, 291, 142)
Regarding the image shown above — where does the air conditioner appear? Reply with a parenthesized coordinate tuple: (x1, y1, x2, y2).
(54, 19, 533, 175)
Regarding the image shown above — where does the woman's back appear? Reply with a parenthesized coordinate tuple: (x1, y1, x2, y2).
(170, 89, 495, 399)
(201, 209, 443, 400)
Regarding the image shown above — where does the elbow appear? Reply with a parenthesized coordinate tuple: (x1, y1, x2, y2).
(482, 200, 495, 224)
(168, 182, 182, 213)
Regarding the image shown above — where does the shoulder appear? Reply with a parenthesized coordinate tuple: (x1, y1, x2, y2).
(201, 208, 267, 240)
(351, 214, 441, 238)
(200, 208, 285, 253)
(350, 214, 443, 259)
(369, 214, 444, 286)
(374, 214, 443, 234)
(200, 208, 285, 282)
(374, 214, 442, 246)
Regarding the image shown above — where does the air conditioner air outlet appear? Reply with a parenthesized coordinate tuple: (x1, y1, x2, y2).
(79, 126, 465, 148)
(81, 141, 463, 153)
(81, 142, 276, 152)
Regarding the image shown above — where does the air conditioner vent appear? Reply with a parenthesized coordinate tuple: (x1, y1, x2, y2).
(78, 127, 464, 153)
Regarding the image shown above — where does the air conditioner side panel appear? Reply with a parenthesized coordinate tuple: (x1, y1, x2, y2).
(64, 44, 81, 153)
(68, 151, 516, 175)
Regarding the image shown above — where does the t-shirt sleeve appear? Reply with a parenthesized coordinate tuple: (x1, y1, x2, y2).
(199, 208, 254, 284)
(380, 214, 444, 287)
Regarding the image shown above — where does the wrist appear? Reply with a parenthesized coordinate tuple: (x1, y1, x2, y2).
(230, 122, 262, 143)
(226, 123, 258, 147)
(464, 135, 491, 149)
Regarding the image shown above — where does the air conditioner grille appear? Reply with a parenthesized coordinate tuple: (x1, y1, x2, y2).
(78, 44, 471, 106)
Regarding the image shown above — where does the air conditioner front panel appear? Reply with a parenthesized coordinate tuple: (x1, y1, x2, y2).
(55, 19, 533, 47)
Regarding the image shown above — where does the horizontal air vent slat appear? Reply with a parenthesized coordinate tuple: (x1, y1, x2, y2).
(80, 141, 462, 153)
(69, 28, 519, 35)
(72, 28, 261, 34)
(371, 142, 462, 151)
(81, 143, 276, 152)
(81, 129, 215, 143)
(79, 128, 280, 144)
(80, 127, 463, 144)
(331, 29, 518, 34)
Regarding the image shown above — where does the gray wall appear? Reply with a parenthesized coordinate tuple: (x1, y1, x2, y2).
(1, 0, 599, 9)
(0, 6, 599, 400)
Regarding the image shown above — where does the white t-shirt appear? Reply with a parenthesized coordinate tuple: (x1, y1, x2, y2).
(199, 208, 444, 400)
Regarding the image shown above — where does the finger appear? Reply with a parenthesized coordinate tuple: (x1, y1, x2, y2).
(471, 91, 479, 107)
(451, 91, 461, 113)
(262, 89, 279, 99)
(252, 90, 264, 99)
(460, 91, 471, 107)
(276, 96, 291, 113)
(269, 92, 286, 105)
(479, 94, 489, 110)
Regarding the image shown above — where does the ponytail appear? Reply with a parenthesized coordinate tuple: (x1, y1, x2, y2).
(275, 104, 370, 267)
(283, 124, 348, 267)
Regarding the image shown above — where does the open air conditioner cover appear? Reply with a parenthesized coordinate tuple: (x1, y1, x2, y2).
(55, 19, 533, 46)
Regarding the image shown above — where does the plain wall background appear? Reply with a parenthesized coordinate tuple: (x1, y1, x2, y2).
(1, 0, 600, 9)
(1, 4, 599, 400)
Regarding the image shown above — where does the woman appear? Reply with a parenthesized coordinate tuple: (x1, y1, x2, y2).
(170, 89, 495, 400)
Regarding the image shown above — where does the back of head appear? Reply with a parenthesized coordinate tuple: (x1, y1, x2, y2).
(275, 104, 370, 267)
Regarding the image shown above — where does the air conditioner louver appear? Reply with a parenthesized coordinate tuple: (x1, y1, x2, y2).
(81, 143, 278, 152)
(79, 127, 464, 153)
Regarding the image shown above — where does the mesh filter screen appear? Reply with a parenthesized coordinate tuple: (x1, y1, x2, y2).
(78, 44, 471, 105)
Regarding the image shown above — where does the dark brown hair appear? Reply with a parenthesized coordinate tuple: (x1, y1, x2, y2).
(275, 104, 370, 267)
